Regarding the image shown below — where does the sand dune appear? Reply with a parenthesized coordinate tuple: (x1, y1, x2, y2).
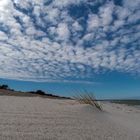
(0, 96, 139, 140)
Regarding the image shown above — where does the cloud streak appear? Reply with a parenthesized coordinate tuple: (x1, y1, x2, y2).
(0, 0, 140, 82)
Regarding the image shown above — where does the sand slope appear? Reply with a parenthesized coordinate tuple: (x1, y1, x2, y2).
(0, 96, 139, 140)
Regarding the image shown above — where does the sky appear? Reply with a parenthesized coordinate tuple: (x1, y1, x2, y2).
(0, 0, 140, 99)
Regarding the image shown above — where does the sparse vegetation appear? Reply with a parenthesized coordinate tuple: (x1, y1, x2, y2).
(73, 92, 102, 111)
(0, 86, 71, 99)
(0, 84, 9, 90)
(32, 90, 46, 95)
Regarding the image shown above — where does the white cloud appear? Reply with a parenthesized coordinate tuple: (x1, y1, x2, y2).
(115, 7, 130, 20)
(87, 14, 100, 30)
(0, 0, 9, 10)
(56, 23, 70, 40)
(53, 0, 83, 7)
(113, 20, 124, 30)
(127, 10, 140, 24)
(47, 7, 60, 22)
(123, 0, 140, 10)
(0, 31, 8, 40)
(72, 21, 82, 31)
(99, 3, 114, 26)
(0, 0, 139, 82)
(83, 33, 94, 41)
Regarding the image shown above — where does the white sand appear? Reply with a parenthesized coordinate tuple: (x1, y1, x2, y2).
(0, 96, 139, 140)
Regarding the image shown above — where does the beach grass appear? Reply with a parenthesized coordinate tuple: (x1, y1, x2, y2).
(73, 91, 102, 111)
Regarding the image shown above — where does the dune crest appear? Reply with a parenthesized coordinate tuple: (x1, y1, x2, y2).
(0, 96, 139, 140)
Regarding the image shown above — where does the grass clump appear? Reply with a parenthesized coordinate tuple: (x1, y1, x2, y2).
(73, 92, 102, 111)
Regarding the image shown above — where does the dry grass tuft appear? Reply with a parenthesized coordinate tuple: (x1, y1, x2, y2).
(73, 92, 102, 111)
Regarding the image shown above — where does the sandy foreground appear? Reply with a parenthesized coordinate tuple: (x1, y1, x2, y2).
(0, 96, 139, 140)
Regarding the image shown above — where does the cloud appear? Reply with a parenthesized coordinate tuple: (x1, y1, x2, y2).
(99, 2, 114, 26)
(0, 0, 140, 83)
(0, 0, 9, 11)
(87, 14, 100, 30)
(56, 23, 70, 40)
(123, 0, 140, 10)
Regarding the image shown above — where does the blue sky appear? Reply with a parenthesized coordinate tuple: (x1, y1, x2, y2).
(0, 0, 140, 99)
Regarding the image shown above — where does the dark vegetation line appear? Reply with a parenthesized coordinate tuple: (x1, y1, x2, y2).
(0, 84, 71, 99)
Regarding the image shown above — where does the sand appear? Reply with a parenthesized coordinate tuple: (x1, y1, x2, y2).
(0, 96, 139, 140)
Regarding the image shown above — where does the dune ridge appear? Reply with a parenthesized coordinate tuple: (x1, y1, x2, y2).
(0, 96, 139, 140)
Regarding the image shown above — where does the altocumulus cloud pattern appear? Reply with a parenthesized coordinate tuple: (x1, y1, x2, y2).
(0, 0, 140, 82)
